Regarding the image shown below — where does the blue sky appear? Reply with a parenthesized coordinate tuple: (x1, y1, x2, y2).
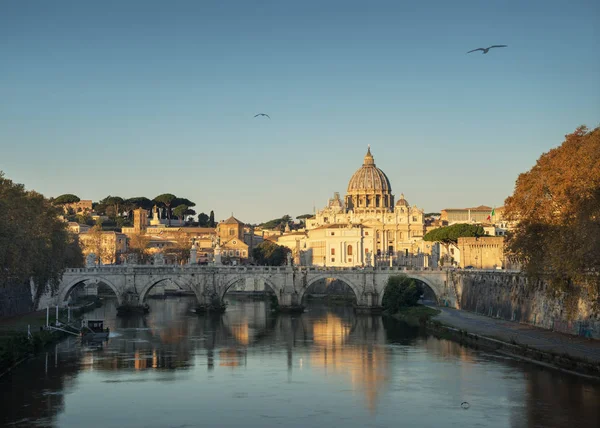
(1, 0, 598, 223)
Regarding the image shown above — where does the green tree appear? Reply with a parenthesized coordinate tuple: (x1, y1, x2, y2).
(173, 197, 196, 208)
(252, 241, 291, 266)
(296, 214, 313, 220)
(0, 172, 84, 309)
(260, 215, 292, 230)
(173, 205, 196, 223)
(98, 195, 124, 220)
(381, 275, 422, 314)
(424, 223, 484, 263)
(53, 194, 80, 205)
(209, 210, 215, 227)
(153, 194, 177, 226)
(198, 212, 209, 227)
(504, 125, 600, 296)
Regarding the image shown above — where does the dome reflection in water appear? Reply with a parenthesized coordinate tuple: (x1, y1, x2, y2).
(0, 296, 599, 428)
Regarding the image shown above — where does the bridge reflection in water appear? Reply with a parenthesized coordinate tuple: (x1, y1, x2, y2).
(1, 297, 600, 428)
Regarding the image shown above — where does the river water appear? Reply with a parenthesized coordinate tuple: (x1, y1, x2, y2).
(1, 297, 599, 428)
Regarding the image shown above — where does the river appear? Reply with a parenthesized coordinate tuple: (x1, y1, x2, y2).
(1, 297, 599, 428)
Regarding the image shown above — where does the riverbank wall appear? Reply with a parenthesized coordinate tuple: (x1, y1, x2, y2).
(449, 271, 600, 339)
(0, 283, 33, 318)
(427, 321, 600, 379)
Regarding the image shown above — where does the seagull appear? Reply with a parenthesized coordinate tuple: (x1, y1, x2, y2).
(254, 113, 270, 119)
(467, 45, 507, 54)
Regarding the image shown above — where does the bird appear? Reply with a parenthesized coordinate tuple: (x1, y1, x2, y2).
(467, 45, 507, 54)
(254, 113, 270, 119)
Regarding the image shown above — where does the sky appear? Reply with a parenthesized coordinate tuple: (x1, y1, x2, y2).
(1, 0, 599, 224)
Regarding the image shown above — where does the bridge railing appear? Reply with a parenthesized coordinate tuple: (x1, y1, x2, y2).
(64, 265, 517, 275)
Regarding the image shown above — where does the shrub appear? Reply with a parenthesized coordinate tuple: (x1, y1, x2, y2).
(382, 275, 422, 314)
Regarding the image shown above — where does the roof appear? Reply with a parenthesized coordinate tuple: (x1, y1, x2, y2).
(222, 216, 244, 225)
(346, 148, 392, 194)
(443, 205, 493, 211)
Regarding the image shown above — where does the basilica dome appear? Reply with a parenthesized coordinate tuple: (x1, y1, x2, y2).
(345, 147, 394, 213)
(347, 147, 392, 193)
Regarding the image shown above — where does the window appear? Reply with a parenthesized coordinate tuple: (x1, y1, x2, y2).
(365, 231, 369, 236)
(242, 251, 247, 257)
(331, 248, 335, 255)
(347, 245, 353, 256)
(412, 216, 417, 222)
(229, 250, 233, 256)
(235, 250, 240, 256)
(331, 232, 335, 236)
(331, 258, 335, 263)
(229, 228, 235, 236)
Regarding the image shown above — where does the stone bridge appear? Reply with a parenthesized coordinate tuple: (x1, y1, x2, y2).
(49, 265, 454, 312)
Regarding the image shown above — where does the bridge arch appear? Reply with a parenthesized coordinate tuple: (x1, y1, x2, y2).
(377, 273, 442, 307)
(220, 275, 280, 303)
(139, 277, 196, 303)
(59, 276, 122, 305)
(300, 274, 362, 305)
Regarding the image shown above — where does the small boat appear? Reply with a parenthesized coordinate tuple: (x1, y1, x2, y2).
(81, 319, 110, 341)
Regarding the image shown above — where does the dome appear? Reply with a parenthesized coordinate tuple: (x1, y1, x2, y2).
(347, 147, 392, 193)
(395, 193, 409, 207)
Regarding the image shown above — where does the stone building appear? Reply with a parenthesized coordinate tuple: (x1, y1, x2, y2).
(441, 205, 506, 226)
(278, 147, 429, 267)
(457, 236, 506, 269)
(62, 199, 93, 214)
(78, 230, 128, 265)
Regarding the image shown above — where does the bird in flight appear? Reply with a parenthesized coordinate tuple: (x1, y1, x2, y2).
(254, 113, 270, 119)
(467, 45, 507, 54)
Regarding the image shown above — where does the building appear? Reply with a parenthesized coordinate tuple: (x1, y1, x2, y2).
(278, 147, 429, 267)
(67, 222, 90, 234)
(62, 199, 93, 214)
(441, 205, 505, 225)
(457, 236, 506, 269)
(120, 209, 262, 265)
(78, 230, 128, 265)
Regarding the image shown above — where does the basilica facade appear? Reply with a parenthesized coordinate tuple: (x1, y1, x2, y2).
(277, 148, 431, 267)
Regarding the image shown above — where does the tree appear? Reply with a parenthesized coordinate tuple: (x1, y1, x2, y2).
(165, 235, 191, 265)
(127, 232, 151, 264)
(198, 212, 210, 227)
(82, 224, 109, 265)
(252, 241, 291, 266)
(123, 197, 153, 220)
(260, 215, 292, 230)
(424, 223, 484, 264)
(381, 275, 422, 313)
(296, 214, 313, 220)
(173, 205, 196, 223)
(0, 172, 84, 309)
(153, 194, 177, 226)
(209, 210, 215, 227)
(173, 197, 196, 208)
(53, 194, 80, 205)
(99, 195, 124, 220)
(504, 125, 600, 296)
(424, 223, 484, 245)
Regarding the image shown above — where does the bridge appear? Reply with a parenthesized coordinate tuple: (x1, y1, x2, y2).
(48, 265, 455, 313)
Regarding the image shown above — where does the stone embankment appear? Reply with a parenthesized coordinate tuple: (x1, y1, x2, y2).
(429, 306, 600, 378)
(449, 271, 600, 339)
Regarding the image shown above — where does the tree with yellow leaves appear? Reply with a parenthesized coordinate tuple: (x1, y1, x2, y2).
(504, 125, 600, 297)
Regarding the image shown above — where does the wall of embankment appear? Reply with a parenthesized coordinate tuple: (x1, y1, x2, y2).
(0, 283, 33, 318)
(449, 271, 600, 339)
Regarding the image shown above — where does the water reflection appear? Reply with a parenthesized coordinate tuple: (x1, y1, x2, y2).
(0, 297, 599, 428)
